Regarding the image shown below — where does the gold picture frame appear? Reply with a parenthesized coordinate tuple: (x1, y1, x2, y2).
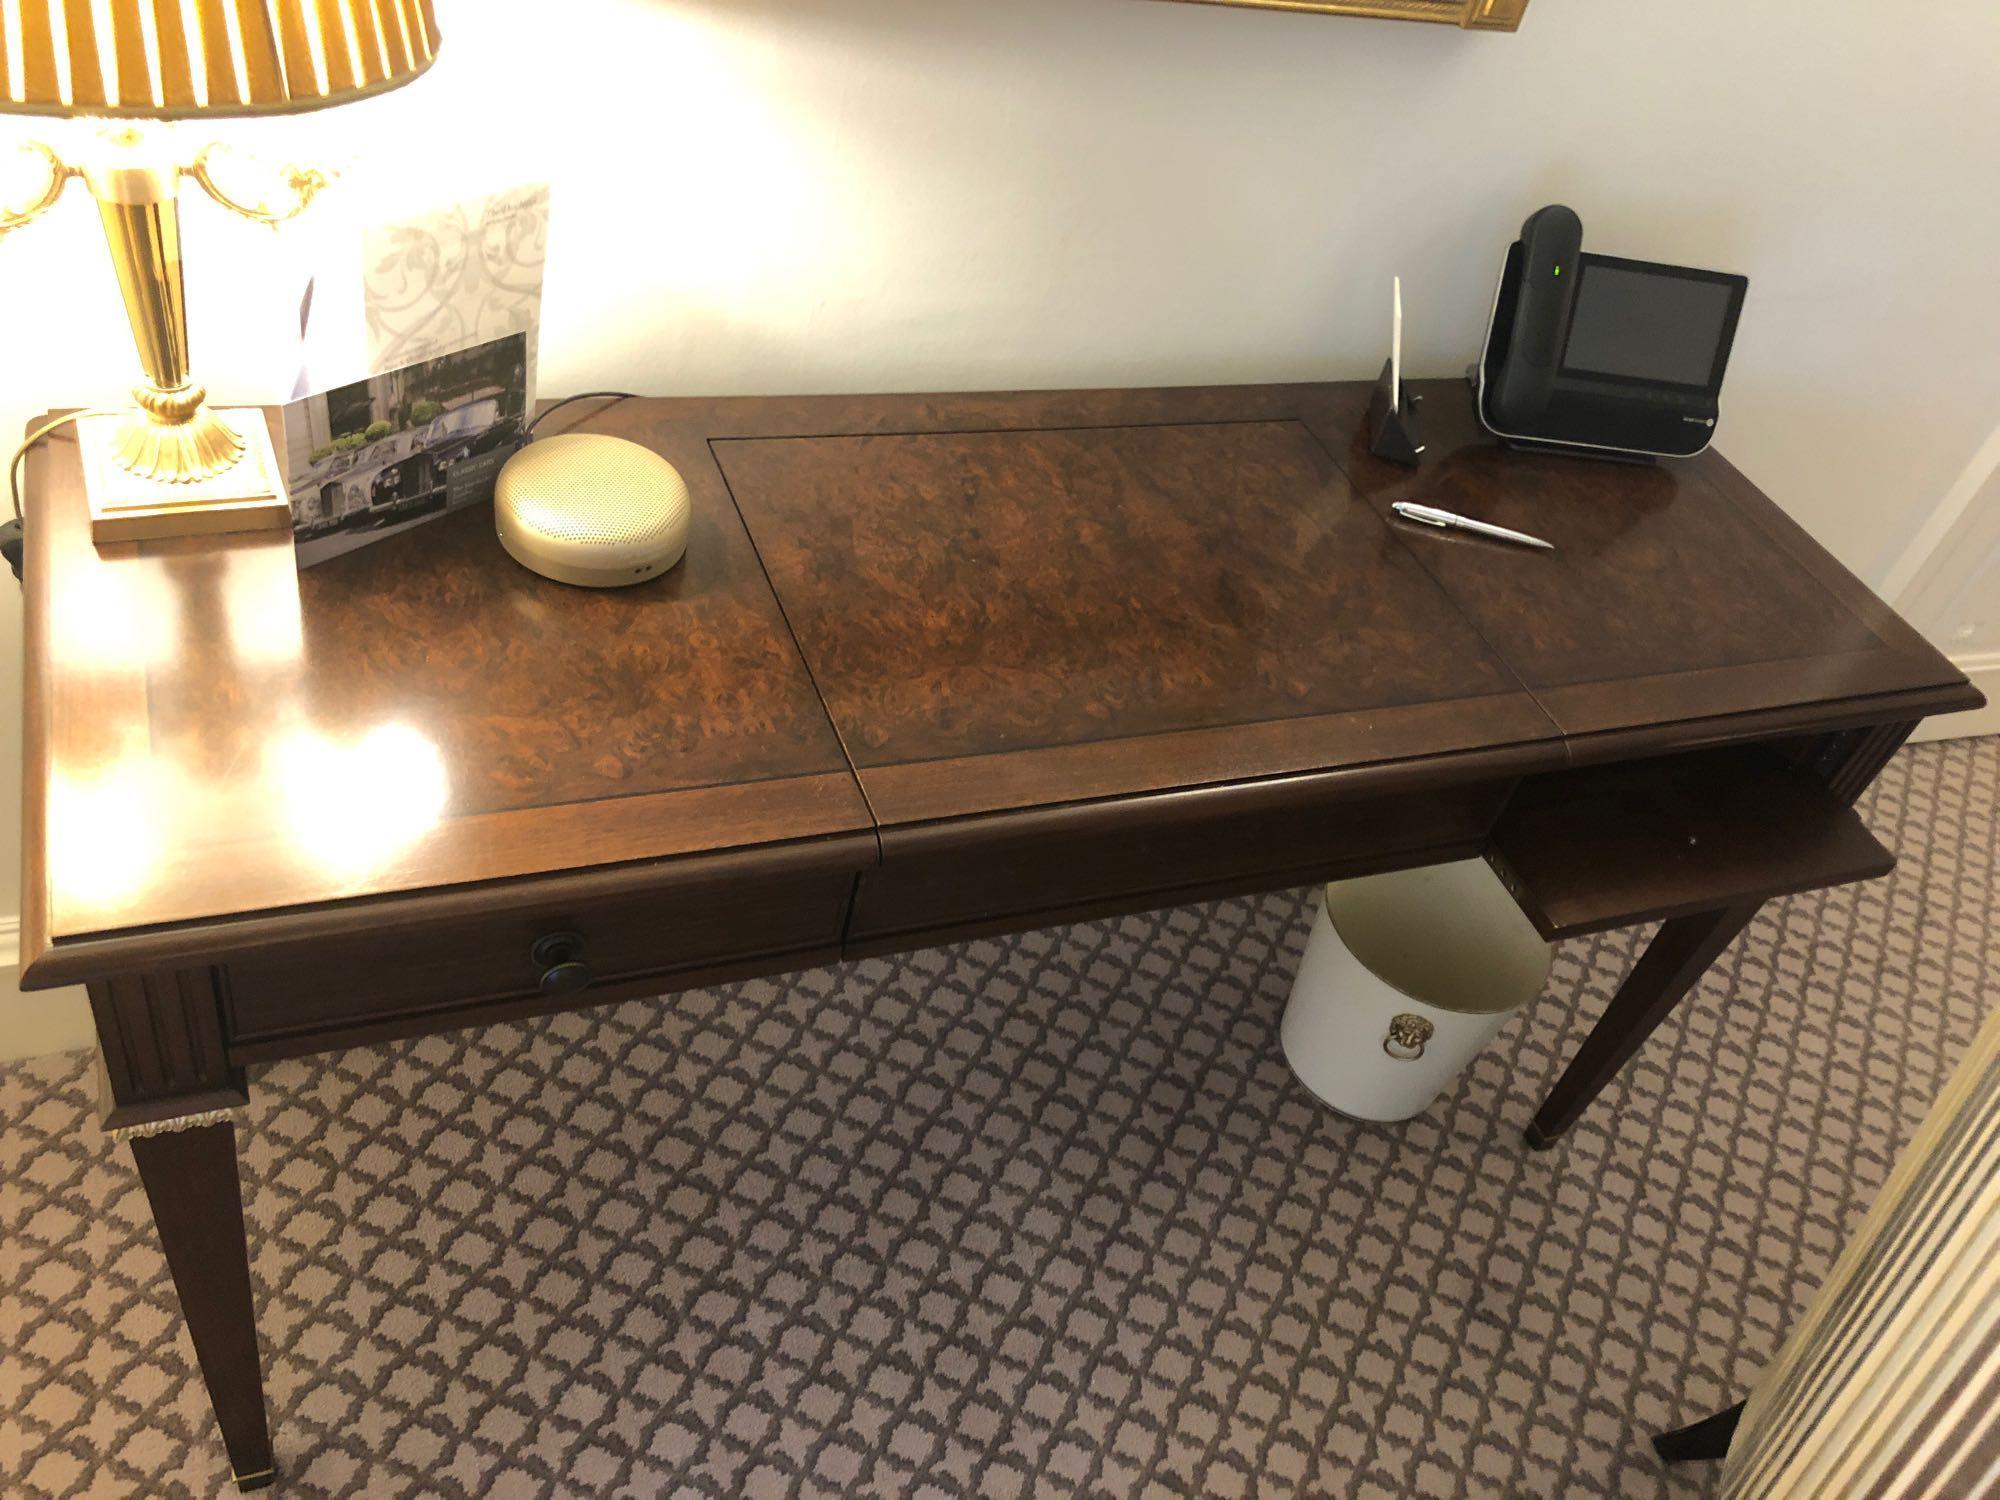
(1149, 0, 1528, 29)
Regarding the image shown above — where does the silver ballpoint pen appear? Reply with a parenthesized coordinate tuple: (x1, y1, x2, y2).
(1391, 501, 1554, 552)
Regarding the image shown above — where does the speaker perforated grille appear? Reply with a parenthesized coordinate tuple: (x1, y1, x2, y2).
(497, 434, 690, 551)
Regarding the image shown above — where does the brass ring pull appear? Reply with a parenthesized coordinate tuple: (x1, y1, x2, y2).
(1383, 1012, 1435, 1062)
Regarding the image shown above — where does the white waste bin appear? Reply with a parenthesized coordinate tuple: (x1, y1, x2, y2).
(1280, 859, 1552, 1123)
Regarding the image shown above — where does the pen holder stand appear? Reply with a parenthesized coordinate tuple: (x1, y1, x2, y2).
(1366, 358, 1423, 467)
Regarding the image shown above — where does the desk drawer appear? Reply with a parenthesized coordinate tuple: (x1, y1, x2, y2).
(848, 778, 1513, 955)
(222, 867, 857, 1051)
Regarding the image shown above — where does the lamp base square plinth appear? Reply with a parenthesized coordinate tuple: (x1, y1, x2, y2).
(79, 409, 291, 545)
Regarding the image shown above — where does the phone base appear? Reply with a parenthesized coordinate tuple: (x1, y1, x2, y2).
(1496, 434, 1658, 466)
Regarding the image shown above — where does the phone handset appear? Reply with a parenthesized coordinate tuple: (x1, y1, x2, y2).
(1487, 204, 1583, 429)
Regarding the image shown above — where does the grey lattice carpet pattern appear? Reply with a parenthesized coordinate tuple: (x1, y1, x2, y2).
(3, 739, 1995, 1499)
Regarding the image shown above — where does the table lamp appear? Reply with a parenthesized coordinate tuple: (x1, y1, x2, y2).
(0, 2, 441, 543)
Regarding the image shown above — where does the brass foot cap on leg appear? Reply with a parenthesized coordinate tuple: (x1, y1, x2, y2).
(232, 1465, 276, 1491)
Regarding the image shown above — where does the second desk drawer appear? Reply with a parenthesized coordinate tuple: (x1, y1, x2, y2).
(848, 777, 1513, 954)
(222, 866, 857, 1047)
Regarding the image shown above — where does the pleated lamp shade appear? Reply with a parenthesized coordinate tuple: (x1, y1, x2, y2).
(0, 0, 441, 118)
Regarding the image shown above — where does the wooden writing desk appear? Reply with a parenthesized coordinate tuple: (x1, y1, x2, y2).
(19, 380, 1981, 1485)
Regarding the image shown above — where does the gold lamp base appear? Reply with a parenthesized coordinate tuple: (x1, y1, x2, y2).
(3, 128, 335, 547)
(79, 408, 290, 545)
(111, 382, 247, 482)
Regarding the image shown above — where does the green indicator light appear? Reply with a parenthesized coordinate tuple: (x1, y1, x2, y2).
(1553, 265, 1562, 276)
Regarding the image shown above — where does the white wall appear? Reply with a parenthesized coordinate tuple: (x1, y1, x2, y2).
(2, 0, 1997, 1057)
(1900, 451, 2000, 744)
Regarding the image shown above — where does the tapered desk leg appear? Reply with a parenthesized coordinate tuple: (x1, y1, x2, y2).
(90, 967, 274, 1490)
(1526, 901, 1762, 1149)
(129, 1122, 276, 1491)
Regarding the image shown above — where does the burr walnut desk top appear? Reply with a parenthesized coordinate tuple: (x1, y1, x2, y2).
(22, 380, 1973, 1002)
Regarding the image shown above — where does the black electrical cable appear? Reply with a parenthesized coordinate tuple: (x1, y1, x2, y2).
(4, 410, 112, 583)
(524, 391, 639, 439)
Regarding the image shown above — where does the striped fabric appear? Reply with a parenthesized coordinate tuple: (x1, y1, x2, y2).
(1720, 1001, 2000, 1499)
(0, 0, 439, 117)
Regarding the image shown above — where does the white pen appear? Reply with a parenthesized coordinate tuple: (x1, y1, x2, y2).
(1391, 501, 1554, 553)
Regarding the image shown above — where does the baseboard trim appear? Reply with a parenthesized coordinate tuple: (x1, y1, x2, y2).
(1909, 653, 2000, 743)
(1, 915, 97, 1063)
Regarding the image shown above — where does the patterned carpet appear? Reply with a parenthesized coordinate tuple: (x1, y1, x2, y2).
(3, 738, 1994, 1499)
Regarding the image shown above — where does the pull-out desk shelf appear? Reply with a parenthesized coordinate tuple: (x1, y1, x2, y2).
(1486, 746, 1897, 941)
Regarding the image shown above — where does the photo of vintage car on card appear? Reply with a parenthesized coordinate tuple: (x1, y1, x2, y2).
(281, 331, 529, 569)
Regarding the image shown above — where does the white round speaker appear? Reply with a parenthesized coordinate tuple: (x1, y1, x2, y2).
(494, 433, 690, 588)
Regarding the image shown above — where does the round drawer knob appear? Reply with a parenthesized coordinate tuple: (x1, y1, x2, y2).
(539, 961, 592, 997)
(532, 932, 590, 996)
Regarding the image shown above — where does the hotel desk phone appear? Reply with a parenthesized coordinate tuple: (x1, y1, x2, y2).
(1477, 204, 1748, 461)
